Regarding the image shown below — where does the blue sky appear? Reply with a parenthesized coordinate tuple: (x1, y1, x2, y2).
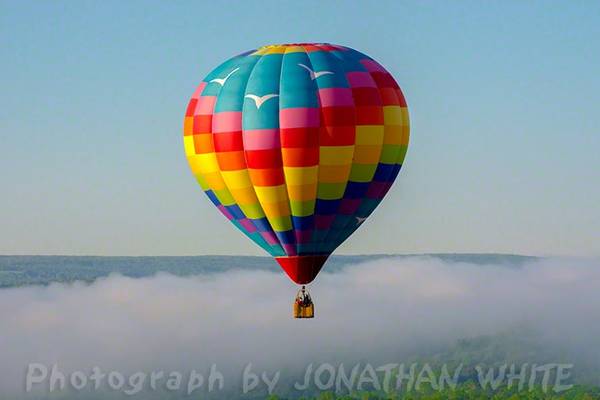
(1, 1, 599, 256)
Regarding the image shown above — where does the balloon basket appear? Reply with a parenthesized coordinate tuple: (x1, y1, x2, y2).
(293, 286, 314, 319)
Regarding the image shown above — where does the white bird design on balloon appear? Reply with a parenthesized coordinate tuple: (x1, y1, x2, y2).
(355, 216, 367, 225)
(298, 63, 334, 80)
(209, 67, 239, 86)
(245, 93, 279, 109)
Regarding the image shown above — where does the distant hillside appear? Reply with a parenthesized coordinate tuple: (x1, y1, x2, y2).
(0, 254, 537, 288)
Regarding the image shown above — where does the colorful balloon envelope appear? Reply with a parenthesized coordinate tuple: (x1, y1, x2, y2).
(183, 43, 409, 285)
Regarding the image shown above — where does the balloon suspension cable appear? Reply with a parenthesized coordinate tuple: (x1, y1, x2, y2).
(293, 285, 315, 319)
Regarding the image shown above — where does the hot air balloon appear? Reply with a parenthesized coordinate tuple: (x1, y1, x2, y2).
(183, 43, 409, 318)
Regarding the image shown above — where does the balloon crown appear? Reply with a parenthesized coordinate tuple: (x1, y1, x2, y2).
(258, 43, 332, 48)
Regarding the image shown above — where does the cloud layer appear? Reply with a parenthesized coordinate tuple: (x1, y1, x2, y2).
(1, 256, 599, 398)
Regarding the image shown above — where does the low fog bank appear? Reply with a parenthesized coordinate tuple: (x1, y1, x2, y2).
(1, 256, 599, 397)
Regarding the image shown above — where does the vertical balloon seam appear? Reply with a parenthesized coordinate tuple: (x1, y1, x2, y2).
(278, 46, 302, 256)
(328, 51, 410, 248)
(242, 57, 289, 256)
(323, 47, 379, 249)
(210, 55, 280, 254)
(336, 48, 403, 249)
(306, 44, 358, 255)
(241, 52, 286, 255)
(300, 44, 324, 253)
(296, 43, 329, 256)
(322, 47, 353, 250)
(328, 49, 392, 248)
(183, 57, 269, 252)
(311, 43, 350, 254)
(192, 55, 283, 255)
(241, 52, 289, 253)
(277, 47, 296, 256)
(204, 57, 278, 254)
(317, 45, 383, 253)
(272, 48, 295, 255)
(238, 50, 273, 250)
